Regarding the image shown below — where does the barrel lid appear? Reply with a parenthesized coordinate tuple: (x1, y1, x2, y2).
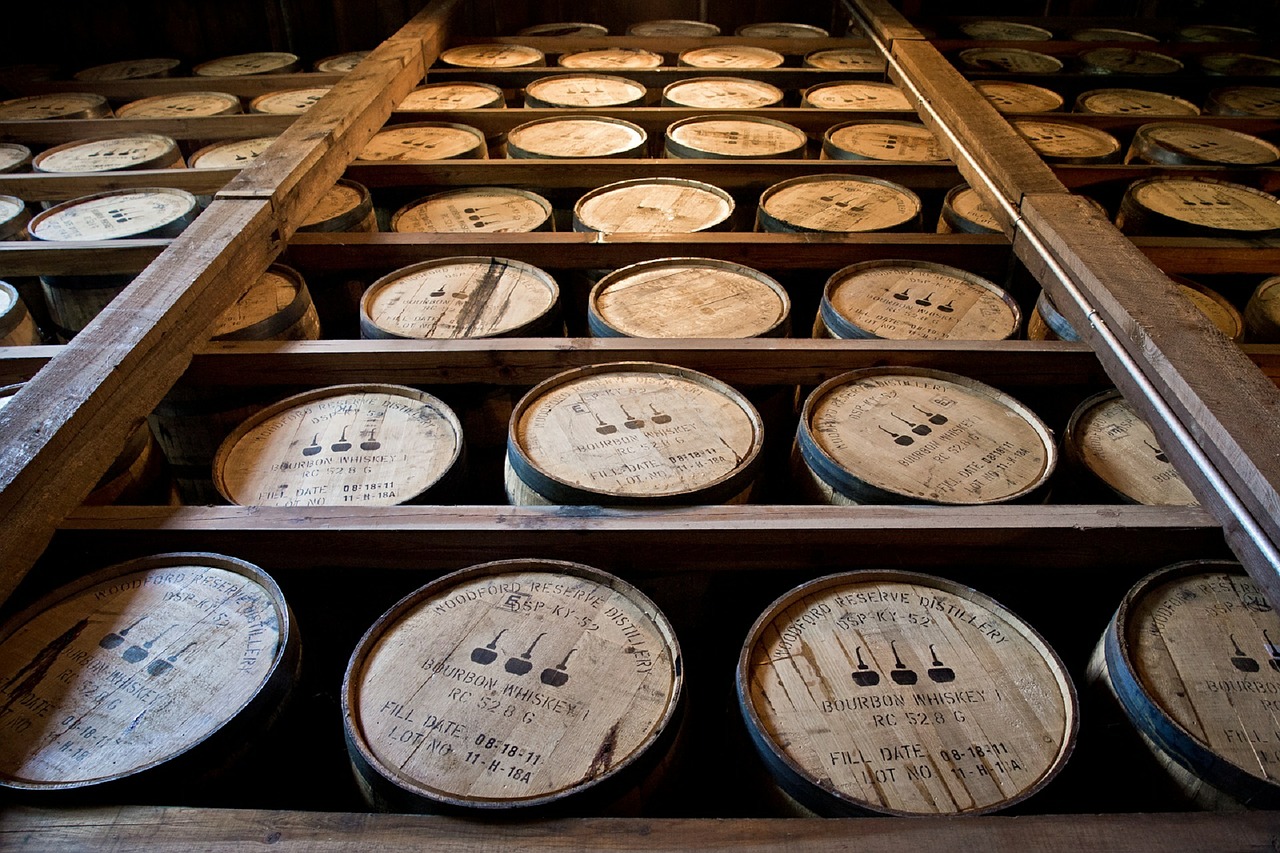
(190, 136, 277, 169)
(627, 20, 720, 37)
(33, 134, 180, 173)
(0, 281, 16, 316)
(0, 552, 295, 791)
(1206, 86, 1280, 116)
(1176, 24, 1258, 42)
(0, 143, 33, 173)
(1079, 47, 1183, 74)
(508, 362, 762, 505)
(1104, 561, 1280, 806)
(574, 178, 733, 233)
(392, 187, 552, 233)
(439, 44, 544, 68)
(1131, 122, 1279, 166)
(799, 367, 1056, 504)
(1074, 88, 1199, 116)
(73, 57, 180, 81)
(1199, 52, 1280, 76)
(1071, 27, 1159, 42)
(957, 48, 1063, 74)
(398, 83, 506, 110)
(823, 121, 948, 162)
(679, 46, 784, 70)
(803, 81, 910, 110)
(525, 74, 646, 108)
(803, 47, 887, 72)
(250, 87, 331, 114)
(518, 22, 609, 36)
(211, 264, 307, 339)
(361, 257, 558, 339)
(508, 116, 645, 158)
(1172, 276, 1244, 340)
(193, 52, 300, 76)
(300, 179, 371, 232)
(972, 80, 1064, 112)
(0, 92, 109, 120)
(214, 384, 463, 507)
(665, 115, 806, 159)
(590, 258, 789, 338)
(943, 185, 1002, 233)
(29, 188, 197, 241)
(344, 558, 681, 810)
(314, 51, 370, 73)
(1125, 177, 1280, 235)
(738, 570, 1077, 816)
(959, 20, 1054, 40)
(557, 48, 664, 69)
(359, 123, 486, 161)
(117, 91, 242, 119)
(821, 260, 1020, 341)
(758, 174, 922, 233)
(1066, 389, 1196, 505)
(1012, 118, 1121, 163)
(736, 22, 829, 38)
(0, 195, 28, 238)
(663, 77, 783, 109)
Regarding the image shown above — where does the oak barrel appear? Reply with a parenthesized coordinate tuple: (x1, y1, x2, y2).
(572, 178, 733, 234)
(392, 187, 553, 234)
(757, 174, 922, 233)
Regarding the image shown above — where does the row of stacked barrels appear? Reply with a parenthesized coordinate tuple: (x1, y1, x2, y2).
(0, 549, 1273, 815)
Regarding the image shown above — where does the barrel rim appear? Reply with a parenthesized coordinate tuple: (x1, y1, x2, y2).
(626, 19, 721, 37)
(1199, 52, 1280, 75)
(572, 176, 735, 233)
(524, 73, 648, 108)
(1205, 85, 1280, 117)
(661, 76, 785, 109)
(298, 178, 375, 233)
(0, 92, 111, 120)
(556, 47, 665, 69)
(802, 46, 887, 71)
(822, 119, 949, 162)
(0, 142, 33, 173)
(757, 172, 923, 234)
(1175, 24, 1258, 41)
(665, 113, 806, 160)
(941, 183, 1002, 234)
(1073, 88, 1200, 116)
(0, 194, 31, 240)
(1010, 118, 1122, 164)
(32, 132, 184, 174)
(391, 186, 553, 234)
(212, 262, 315, 340)
(736, 568, 1079, 817)
(507, 360, 764, 506)
(27, 187, 198, 242)
(341, 556, 683, 810)
(734, 22, 829, 37)
(0, 281, 28, 339)
(517, 22, 610, 36)
(1120, 175, 1280, 236)
(0, 551, 297, 792)
(312, 50, 372, 73)
(1069, 27, 1160, 42)
(507, 115, 647, 159)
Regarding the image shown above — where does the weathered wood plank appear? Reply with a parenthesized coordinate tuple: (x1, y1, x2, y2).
(0, 115, 295, 145)
(1136, 240, 1280, 275)
(389, 107, 926, 135)
(17, 73, 346, 100)
(843, 0, 926, 43)
(0, 170, 236, 202)
(0, 241, 166, 276)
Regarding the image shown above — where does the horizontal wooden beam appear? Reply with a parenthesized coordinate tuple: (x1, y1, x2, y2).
(17, 73, 346, 100)
(0, 115, 294, 145)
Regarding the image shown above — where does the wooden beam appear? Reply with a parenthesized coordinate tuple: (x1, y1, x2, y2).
(0, 241, 166, 276)
(0, 115, 294, 145)
(0, 170, 238, 202)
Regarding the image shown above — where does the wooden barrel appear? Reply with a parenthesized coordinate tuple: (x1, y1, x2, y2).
(249, 87, 331, 115)
(1062, 389, 1197, 505)
(360, 257, 561, 339)
(1071, 27, 1159, 42)
(1245, 276, 1280, 342)
(665, 115, 806, 160)
(662, 77, 783, 109)
(358, 122, 487, 161)
(116, 91, 243, 119)
(298, 179, 377, 233)
(817, 260, 1020, 341)
(0, 195, 31, 241)
(189, 136, 277, 169)
(0, 552, 299, 795)
(0, 281, 41, 346)
(214, 385, 464, 506)
(573, 178, 733, 233)
(0, 143, 32, 173)
(802, 48, 886, 72)
(518, 22, 609, 36)
(738, 570, 1077, 816)
(557, 49, 664, 70)
(938, 185, 1001, 234)
(627, 20, 720, 37)
(795, 367, 1056, 505)
(507, 116, 646, 159)
(211, 264, 321, 342)
(314, 51, 370, 73)
(757, 174, 922, 233)
(438, 44, 545, 69)
(0, 93, 112, 120)
(524, 74, 647, 108)
(392, 187, 553, 233)
(1116, 176, 1280, 238)
(343, 558, 683, 814)
(1176, 24, 1257, 41)
(73, 57, 180, 81)
(588, 258, 789, 338)
(971, 80, 1063, 113)
(1074, 88, 1200, 117)
(1204, 86, 1280, 117)
(822, 121, 948, 162)
(1199, 53, 1280, 76)
(959, 20, 1053, 40)
(398, 82, 506, 110)
(736, 22, 828, 37)
(1026, 289, 1079, 342)
(678, 46, 784, 70)
(1090, 560, 1280, 809)
(192, 52, 300, 76)
(1011, 119, 1121, 164)
(1127, 122, 1279, 166)
(1030, 276, 1243, 342)
(1078, 48, 1183, 75)
(802, 81, 910, 110)
(957, 48, 1063, 74)
(33, 134, 185, 173)
(505, 362, 763, 506)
